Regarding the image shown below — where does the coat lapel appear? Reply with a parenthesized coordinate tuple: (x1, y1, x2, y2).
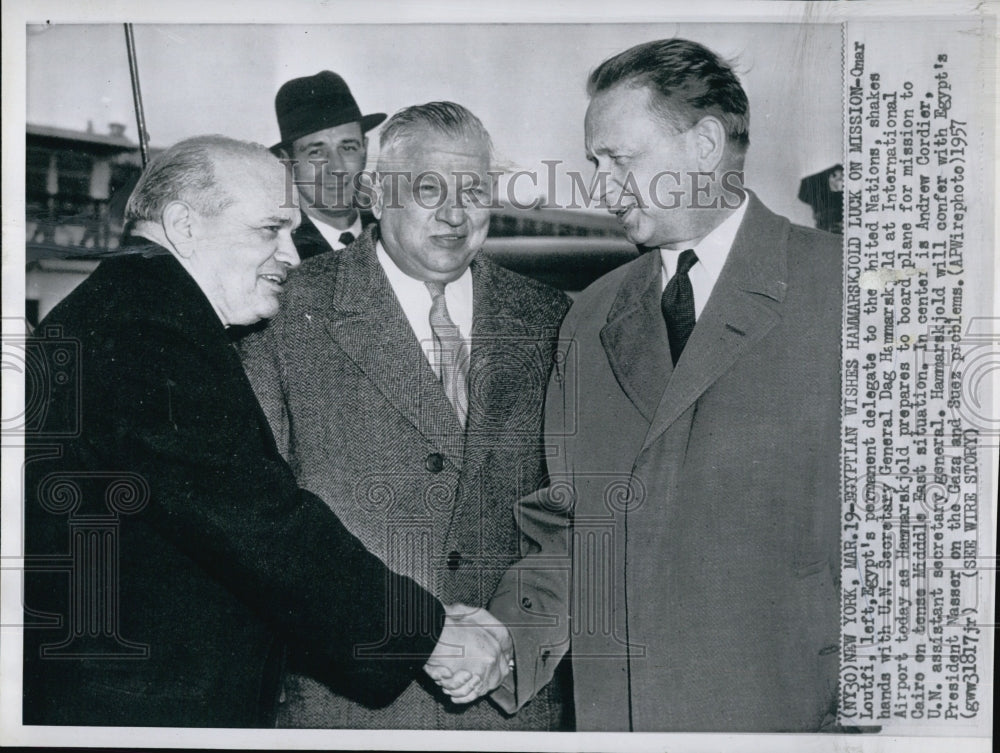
(317, 227, 466, 466)
(640, 194, 790, 452)
(290, 214, 334, 260)
(599, 250, 673, 424)
(132, 251, 284, 458)
(461, 259, 543, 482)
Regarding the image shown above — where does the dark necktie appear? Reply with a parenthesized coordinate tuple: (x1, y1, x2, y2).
(338, 231, 355, 247)
(425, 281, 469, 427)
(661, 249, 698, 366)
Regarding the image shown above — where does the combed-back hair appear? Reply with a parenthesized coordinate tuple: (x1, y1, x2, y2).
(377, 101, 493, 168)
(588, 38, 750, 154)
(124, 135, 274, 224)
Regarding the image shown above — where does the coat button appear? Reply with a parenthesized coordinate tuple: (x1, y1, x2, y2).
(447, 550, 461, 570)
(521, 596, 532, 609)
(425, 453, 444, 473)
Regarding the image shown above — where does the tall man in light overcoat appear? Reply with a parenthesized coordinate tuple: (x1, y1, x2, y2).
(507, 38, 843, 732)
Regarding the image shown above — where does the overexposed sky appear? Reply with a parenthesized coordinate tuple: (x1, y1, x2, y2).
(27, 22, 842, 225)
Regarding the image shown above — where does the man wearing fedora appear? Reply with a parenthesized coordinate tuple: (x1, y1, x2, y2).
(272, 70, 383, 260)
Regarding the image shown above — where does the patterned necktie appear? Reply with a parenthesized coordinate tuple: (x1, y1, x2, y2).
(661, 249, 698, 366)
(338, 231, 355, 247)
(425, 281, 469, 427)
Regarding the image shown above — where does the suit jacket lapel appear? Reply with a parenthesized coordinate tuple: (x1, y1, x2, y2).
(599, 250, 673, 424)
(318, 227, 466, 466)
(461, 259, 538, 482)
(293, 211, 378, 259)
(640, 193, 790, 452)
(291, 214, 334, 260)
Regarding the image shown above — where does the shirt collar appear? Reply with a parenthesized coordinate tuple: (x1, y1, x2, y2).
(660, 198, 748, 280)
(305, 210, 363, 249)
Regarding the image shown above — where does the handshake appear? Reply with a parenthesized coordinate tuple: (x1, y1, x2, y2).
(424, 604, 513, 704)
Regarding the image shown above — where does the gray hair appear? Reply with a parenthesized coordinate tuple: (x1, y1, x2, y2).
(377, 102, 493, 169)
(124, 135, 275, 224)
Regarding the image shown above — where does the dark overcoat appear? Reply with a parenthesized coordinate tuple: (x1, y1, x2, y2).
(22, 247, 444, 727)
(240, 226, 572, 729)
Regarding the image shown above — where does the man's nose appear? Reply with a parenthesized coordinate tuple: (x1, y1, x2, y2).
(435, 197, 466, 227)
(276, 231, 301, 269)
(589, 169, 610, 202)
(326, 149, 348, 175)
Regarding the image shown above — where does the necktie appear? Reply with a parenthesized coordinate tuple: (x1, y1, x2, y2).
(661, 249, 698, 366)
(425, 281, 469, 427)
(338, 231, 355, 247)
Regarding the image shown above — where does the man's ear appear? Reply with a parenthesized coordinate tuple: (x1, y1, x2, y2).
(693, 116, 727, 173)
(162, 200, 196, 258)
(371, 173, 385, 221)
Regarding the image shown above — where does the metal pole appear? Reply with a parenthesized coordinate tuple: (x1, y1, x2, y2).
(123, 23, 149, 168)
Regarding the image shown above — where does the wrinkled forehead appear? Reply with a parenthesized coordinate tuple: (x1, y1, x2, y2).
(585, 83, 662, 142)
(379, 132, 491, 177)
(214, 153, 298, 215)
(216, 153, 285, 190)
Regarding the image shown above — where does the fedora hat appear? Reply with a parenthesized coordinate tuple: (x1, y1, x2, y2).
(271, 70, 386, 154)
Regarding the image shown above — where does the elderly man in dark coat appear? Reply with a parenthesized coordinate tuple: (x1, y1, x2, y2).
(21, 135, 471, 728)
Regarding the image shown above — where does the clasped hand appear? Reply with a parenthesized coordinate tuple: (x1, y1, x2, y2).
(423, 604, 513, 704)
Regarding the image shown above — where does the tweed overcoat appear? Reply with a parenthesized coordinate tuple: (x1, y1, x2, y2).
(240, 225, 572, 729)
(22, 249, 445, 727)
(523, 193, 843, 732)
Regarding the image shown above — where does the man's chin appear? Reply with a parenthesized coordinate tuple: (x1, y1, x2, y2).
(302, 191, 356, 215)
(240, 296, 281, 326)
(624, 228, 652, 247)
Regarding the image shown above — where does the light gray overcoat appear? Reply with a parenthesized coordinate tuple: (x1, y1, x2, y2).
(530, 193, 843, 732)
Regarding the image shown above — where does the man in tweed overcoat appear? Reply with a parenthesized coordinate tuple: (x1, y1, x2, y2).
(240, 102, 572, 729)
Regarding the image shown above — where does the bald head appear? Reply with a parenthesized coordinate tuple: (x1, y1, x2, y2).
(125, 135, 283, 227)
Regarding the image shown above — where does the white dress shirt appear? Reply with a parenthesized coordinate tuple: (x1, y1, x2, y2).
(307, 210, 363, 251)
(660, 199, 748, 320)
(375, 241, 474, 372)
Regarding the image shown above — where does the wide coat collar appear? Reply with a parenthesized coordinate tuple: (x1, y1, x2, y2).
(89, 245, 281, 454)
(599, 192, 791, 453)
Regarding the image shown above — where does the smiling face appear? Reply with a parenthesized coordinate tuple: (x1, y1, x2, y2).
(585, 83, 705, 249)
(188, 155, 301, 326)
(374, 130, 492, 283)
(289, 122, 367, 223)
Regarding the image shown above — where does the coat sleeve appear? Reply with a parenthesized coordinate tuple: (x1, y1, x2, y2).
(86, 318, 445, 707)
(487, 316, 576, 713)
